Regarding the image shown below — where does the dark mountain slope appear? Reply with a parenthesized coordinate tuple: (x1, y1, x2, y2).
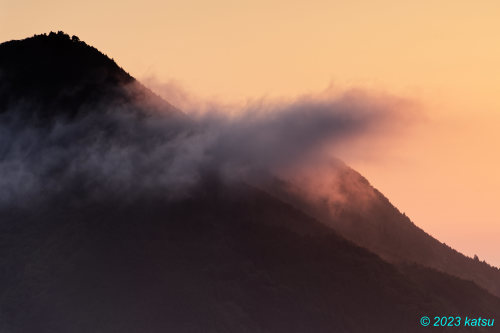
(0, 31, 184, 122)
(1, 182, 499, 333)
(266, 161, 500, 297)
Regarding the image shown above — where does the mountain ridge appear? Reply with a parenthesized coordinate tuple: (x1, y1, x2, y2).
(263, 161, 500, 296)
(0, 31, 184, 122)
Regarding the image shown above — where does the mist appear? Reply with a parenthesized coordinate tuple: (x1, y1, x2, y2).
(0, 87, 414, 209)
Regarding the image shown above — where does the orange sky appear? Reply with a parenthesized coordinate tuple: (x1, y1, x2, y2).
(1, 0, 499, 266)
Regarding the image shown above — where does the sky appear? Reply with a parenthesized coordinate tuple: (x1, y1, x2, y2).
(1, 0, 499, 266)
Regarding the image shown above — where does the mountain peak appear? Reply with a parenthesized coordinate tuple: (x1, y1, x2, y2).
(0, 31, 140, 120)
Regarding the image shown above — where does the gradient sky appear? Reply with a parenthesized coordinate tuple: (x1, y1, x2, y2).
(1, 0, 499, 266)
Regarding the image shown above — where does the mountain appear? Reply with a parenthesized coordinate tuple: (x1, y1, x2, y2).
(0, 32, 498, 332)
(0, 31, 185, 122)
(2, 179, 500, 333)
(264, 161, 500, 297)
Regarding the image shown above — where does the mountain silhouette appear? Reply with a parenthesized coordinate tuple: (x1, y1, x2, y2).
(265, 162, 500, 297)
(0, 31, 184, 122)
(0, 32, 498, 332)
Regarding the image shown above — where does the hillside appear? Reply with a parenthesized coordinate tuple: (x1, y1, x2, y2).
(265, 161, 500, 296)
(2, 181, 500, 332)
(0, 31, 184, 122)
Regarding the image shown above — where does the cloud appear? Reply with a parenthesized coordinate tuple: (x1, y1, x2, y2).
(0, 86, 416, 209)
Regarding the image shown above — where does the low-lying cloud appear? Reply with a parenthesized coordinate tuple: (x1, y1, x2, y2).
(0, 87, 415, 209)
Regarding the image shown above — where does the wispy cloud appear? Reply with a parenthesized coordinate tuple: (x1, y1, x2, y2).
(0, 84, 417, 209)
